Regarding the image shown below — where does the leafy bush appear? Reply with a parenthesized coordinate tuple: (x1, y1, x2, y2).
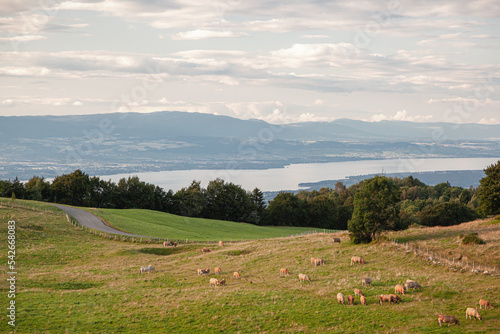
(417, 201, 479, 227)
(461, 232, 485, 245)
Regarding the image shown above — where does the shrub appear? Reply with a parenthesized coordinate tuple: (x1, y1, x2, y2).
(461, 233, 485, 245)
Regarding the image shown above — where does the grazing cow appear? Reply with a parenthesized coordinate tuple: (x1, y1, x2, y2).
(298, 273, 311, 283)
(314, 258, 325, 266)
(201, 248, 211, 253)
(163, 241, 177, 247)
(215, 267, 221, 275)
(479, 299, 493, 309)
(465, 308, 482, 321)
(354, 288, 364, 297)
(219, 240, 224, 247)
(197, 268, 210, 276)
(140, 265, 155, 274)
(395, 284, 405, 295)
(362, 278, 372, 287)
(348, 295, 354, 305)
(233, 272, 240, 279)
(310, 257, 316, 265)
(379, 294, 396, 305)
(280, 268, 290, 276)
(218, 278, 226, 286)
(351, 256, 365, 265)
(332, 237, 341, 244)
(438, 315, 459, 327)
(404, 280, 421, 291)
(389, 294, 401, 303)
(337, 293, 345, 305)
(360, 295, 367, 306)
(209, 278, 219, 287)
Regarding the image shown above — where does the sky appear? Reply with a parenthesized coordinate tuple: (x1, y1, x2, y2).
(1, 0, 499, 124)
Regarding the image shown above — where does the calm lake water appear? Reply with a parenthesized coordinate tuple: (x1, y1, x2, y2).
(99, 157, 500, 192)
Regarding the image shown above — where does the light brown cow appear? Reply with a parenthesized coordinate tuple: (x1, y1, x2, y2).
(209, 278, 219, 287)
(201, 248, 211, 253)
(362, 278, 372, 287)
(310, 257, 316, 265)
(379, 294, 396, 305)
(360, 295, 367, 306)
(298, 273, 311, 283)
(280, 268, 290, 276)
(218, 240, 224, 247)
(479, 299, 493, 309)
(314, 258, 325, 266)
(395, 284, 405, 295)
(215, 267, 221, 275)
(438, 315, 459, 327)
(197, 268, 210, 276)
(354, 288, 364, 297)
(348, 295, 354, 305)
(466, 308, 482, 321)
(332, 237, 341, 244)
(337, 293, 345, 305)
(163, 241, 177, 247)
(233, 271, 240, 279)
(351, 256, 365, 265)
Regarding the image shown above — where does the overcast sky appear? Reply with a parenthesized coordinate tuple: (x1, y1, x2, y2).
(1, 0, 499, 124)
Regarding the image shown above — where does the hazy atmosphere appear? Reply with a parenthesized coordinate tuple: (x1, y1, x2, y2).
(1, 0, 500, 123)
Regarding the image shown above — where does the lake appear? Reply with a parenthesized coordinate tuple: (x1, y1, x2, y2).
(99, 157, 500, 192)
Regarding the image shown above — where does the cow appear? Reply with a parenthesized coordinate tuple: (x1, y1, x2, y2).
(215, 267, 221, 275)
(465, 308, 482, 321)
(379, 294, 396, 305)
(362, 278, 372, 287)
(310, 257, 316, 265)
(404, 280, 421, 291)
(479, 299, 493, 309)
(233, 272, 240, 279)
(438, 315, 459, 327)
(337, 293, 345, 305)
(201, 248, 211, 253)
(332, 237, 341, 244)
(314, 258, 325, 266)
(280, 268, 290, 276)
(218, 278, 226, 286)
(351, 256, 365, 265)
(354, 288, 364, 297)
(395, 284, 405, 295)
(140, 265, 155, 274)
(298, 273, 311, 283)
(163, 241, 177, 247)
(360, 295, 367, 306)
(389, 294, 401, 303)
(348, 295, 354, 305)
(209, 278, 219, 287)
(197, 268, 210, 276)
(219, 240, 224, 247)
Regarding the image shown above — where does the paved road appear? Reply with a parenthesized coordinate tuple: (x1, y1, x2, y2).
(51, 204, 152, 238)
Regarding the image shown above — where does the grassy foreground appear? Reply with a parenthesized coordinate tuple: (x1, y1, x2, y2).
(0, 202, 498, 333)
(84, 207, 333, 241)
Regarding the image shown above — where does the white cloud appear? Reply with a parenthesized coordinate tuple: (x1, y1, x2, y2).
(172, 30, 248, 40)
(478, 117, 500, 124)
(370, 110, 433, 122)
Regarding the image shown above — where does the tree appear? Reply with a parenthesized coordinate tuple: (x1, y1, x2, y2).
(50, 170, 90, 206)
(265, 192, 309, 226)
(348, 176, 401, 243)
(477, 160, 500, 215)
(25, 176, 50, 201)
(307, 194, 340, 229)
(418, 201, 479, 227)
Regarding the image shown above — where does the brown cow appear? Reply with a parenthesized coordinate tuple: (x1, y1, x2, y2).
(360, 295, 367, 306)
(332, 237, 341, 244)
(479, 299, 493, 309)
(163, 241, 177, 247)
(395, 284, 405, 295)
(389, 294, 401, 303)
(314, 258, 325, 266)
(337, 293, 345, 305)
(310, 257, 316, 265)
(218, 278, 226, 286)
(466, 308, 482, 321)
(233, 271, 240, 279)
(201, 248, 211, 253)
(218, 240, 224, 247)
(280, 268, 290, 276)
(354, 288, 364, 297)
(215, 267, 221, 275)
(348, 295, 354, 305)
(209, 278, 219, 287)
(197, 268, 210, 276)
(438, 315, 459, 326)
(379, 294, 396, 305)
(351, 256, 365, 265)
(298, 273, 311, 283)
(362, 278, 372, 287)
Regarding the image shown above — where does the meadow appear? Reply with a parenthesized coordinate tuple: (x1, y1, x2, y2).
(0, 201, 499, 333)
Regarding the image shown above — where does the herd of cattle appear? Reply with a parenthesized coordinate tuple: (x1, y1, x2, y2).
(141, 236, 494, 327)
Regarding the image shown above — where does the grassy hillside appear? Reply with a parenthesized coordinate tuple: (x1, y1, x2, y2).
(84, 207, 333, 241)
(1, 202, 499, 333)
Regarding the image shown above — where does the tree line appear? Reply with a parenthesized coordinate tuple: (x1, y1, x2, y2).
(1, 160, 499, 243)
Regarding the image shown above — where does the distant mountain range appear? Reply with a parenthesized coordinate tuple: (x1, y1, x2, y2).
(0, 111, 499, 180)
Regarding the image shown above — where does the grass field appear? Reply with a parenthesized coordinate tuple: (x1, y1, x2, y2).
(83, 207, 334, 241)
(0, 201, 499, 333)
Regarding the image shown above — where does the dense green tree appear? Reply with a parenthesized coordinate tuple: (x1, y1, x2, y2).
(477, 161, 500, 215)
(247, 188, 266, 225)
(418, 201, 479, 226)
(307, 194, 340, 229)
(348, 176, 402, 243)
(203, 178, 252, 222)
(265, 192, 309, 226)
(25, 176, 50, 201)
(173, 180, 206, 217)
(50, 170, 90, 205)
